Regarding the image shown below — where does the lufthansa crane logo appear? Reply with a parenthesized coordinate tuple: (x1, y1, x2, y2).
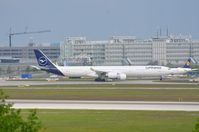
(38, 57, 47, 66)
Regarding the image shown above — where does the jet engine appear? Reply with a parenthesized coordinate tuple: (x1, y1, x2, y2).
(106, 72, 127, 80)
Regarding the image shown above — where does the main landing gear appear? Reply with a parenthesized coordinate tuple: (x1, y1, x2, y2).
(95, 78, 105, 82)
(94, 78, 113, 82)
(160, 76, 163, 81)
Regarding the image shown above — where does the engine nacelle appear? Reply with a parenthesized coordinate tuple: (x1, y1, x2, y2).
(117, 73, 127, 80)
(106, 72, 127, 80)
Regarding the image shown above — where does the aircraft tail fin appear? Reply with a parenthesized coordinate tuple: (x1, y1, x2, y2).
(34, 49, 55, 68)
(34, 49, 64, 76)
(183, 57, 192, 68)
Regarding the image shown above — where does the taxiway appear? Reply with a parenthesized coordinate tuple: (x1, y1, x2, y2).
(0, 80, 197, 86)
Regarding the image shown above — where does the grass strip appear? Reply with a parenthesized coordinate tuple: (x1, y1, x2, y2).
(3, 89, 199, 102)
(22, 109, 199, 132)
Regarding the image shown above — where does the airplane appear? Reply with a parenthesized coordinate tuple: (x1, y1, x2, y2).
(33, 49, 196, 81)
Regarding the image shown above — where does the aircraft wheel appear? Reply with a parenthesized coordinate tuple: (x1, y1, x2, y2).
(95, 78, 105, 82)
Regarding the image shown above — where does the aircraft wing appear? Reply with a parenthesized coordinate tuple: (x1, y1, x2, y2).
(90, 67, 127, 81)
(90, 67, 107, 75)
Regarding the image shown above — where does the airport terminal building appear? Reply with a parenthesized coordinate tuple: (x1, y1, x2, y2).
(1, 34, 199, 72)
(60, 35, 199, 66)
(0, 43, 60, 74)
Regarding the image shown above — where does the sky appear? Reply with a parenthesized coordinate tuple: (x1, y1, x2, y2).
(0, 0, 199, 46)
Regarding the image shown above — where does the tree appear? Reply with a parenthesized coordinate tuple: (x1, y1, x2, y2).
(193, 118, 199, 132)
(0, 90, 42, 132)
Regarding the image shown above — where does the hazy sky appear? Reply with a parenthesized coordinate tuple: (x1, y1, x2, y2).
(0, 0, 199, 46)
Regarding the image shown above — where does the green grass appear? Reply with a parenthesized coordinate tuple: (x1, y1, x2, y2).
(22, 110, 199, 132)
(3, 83, 199, 131)
(1, 84, 199, 101)
(3, 88, 199, 101)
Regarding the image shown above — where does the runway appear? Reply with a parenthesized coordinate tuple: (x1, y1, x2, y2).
(7, 100, 199, 111)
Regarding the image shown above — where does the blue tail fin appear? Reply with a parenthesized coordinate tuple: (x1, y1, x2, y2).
(183, 57, 191, 68)
(34, 49, 64, 76)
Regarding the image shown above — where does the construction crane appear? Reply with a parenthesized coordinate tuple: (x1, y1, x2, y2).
(9, 29, 51, 47)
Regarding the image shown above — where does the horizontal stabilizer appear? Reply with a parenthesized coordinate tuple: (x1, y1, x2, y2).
(30, 65, 41, 70)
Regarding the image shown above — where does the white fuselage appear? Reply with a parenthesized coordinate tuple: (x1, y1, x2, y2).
(57, 65, 191, 78)
(34, 49, 194, 81)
